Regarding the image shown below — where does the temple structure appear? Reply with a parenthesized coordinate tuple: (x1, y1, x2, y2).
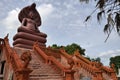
(0, 3, 118, 80)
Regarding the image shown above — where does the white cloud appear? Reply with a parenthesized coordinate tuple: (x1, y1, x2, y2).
(93, 49, 120, 65)
(1, 3, 54, 32)
(98, 49, 120, 58)
(2, 8, 20, 31)
(0, 3, 54, 46)
(37, 4, 54, 22)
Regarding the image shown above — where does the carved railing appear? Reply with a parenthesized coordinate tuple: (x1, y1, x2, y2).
(75, 54, 91, 64)
(76, 60, 103, 80)
(75, 50, 118, 80)
(60, 48, 72, 59)
(33, 42, 117, 80)
(33, 42, 75, 80)
(89, 60, 118, 80)
(61, 49, 118, 80)
(3, 35, 32, 80)
(101, 66, 118, 80)
(39, 47, 61, 58)
(60, 49, 103, 80)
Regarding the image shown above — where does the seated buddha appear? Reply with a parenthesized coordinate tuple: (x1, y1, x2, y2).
(13, 3, 47, 49)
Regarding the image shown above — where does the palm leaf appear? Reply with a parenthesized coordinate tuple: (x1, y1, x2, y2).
(107, 9, 111, 13)
(97, 10, 105, 22)
(115, 13, 120, 35)
(79, 0, 89, 3)
(104, 24, 110, 34)
(96, 0, 105, 9)
(107, 13, 115, 27)
(84, 15, 91, 22)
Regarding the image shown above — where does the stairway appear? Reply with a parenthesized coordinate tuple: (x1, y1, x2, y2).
(14, 47, 64, 80)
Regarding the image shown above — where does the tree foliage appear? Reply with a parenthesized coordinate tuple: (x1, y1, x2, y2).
(91, 57, 101, 62)
(109, 56, 120, 74)
(51, 43, 85, 55)
(80, 0, 120, 42)
(85, 56, 102, 62)
(85, 56, 91, 61)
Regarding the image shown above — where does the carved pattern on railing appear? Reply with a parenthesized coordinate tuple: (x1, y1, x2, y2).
(3, 35, 32, 80)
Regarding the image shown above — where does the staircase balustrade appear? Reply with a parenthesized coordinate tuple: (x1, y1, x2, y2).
(60, 48, 103, 80)
(3, 36, 32, 80)
(33, 43, 75, 80)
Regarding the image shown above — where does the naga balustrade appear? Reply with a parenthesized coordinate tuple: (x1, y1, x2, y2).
(101, 66, 118, 80)
(60, 48, 103, 80)
(74, 53, 91, 65)
(60, 48, 72, 59)
(3, 35, 32, 80)
(74, 50, 118, 80)
(60, 49, 91, 67)
(33, 42, 48, 62)
(33, 42, 75, 80)
(73, 58, 103, 80)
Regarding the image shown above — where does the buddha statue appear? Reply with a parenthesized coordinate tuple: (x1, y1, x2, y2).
(13, 3, 47, 49)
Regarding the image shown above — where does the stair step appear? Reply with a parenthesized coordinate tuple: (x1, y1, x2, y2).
(14, 47, 64, 80)
(29, 75, 64, 80)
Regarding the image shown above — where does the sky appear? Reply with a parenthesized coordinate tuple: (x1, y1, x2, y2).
(0, 0, 120, 66)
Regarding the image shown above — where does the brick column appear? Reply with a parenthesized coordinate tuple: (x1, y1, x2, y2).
(65, 70, 75, 80)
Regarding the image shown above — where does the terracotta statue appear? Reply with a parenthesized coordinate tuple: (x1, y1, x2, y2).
(13, 3, 47, 49)
(21, 51, 32, 68)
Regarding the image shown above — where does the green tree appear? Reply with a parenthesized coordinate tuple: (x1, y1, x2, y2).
(85, 56, 91, 61)
(64, 43, 85, 55)
(91, 57, 101, 62)
(51, 44, 61, 49)
(86, 56, 101, 62)
(80, 0, 120, 42)
(51, 43, 85, 55)
(110, 56, 120, 74)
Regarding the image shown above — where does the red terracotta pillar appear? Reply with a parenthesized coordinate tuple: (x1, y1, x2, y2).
(65, 70, 75, 80)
